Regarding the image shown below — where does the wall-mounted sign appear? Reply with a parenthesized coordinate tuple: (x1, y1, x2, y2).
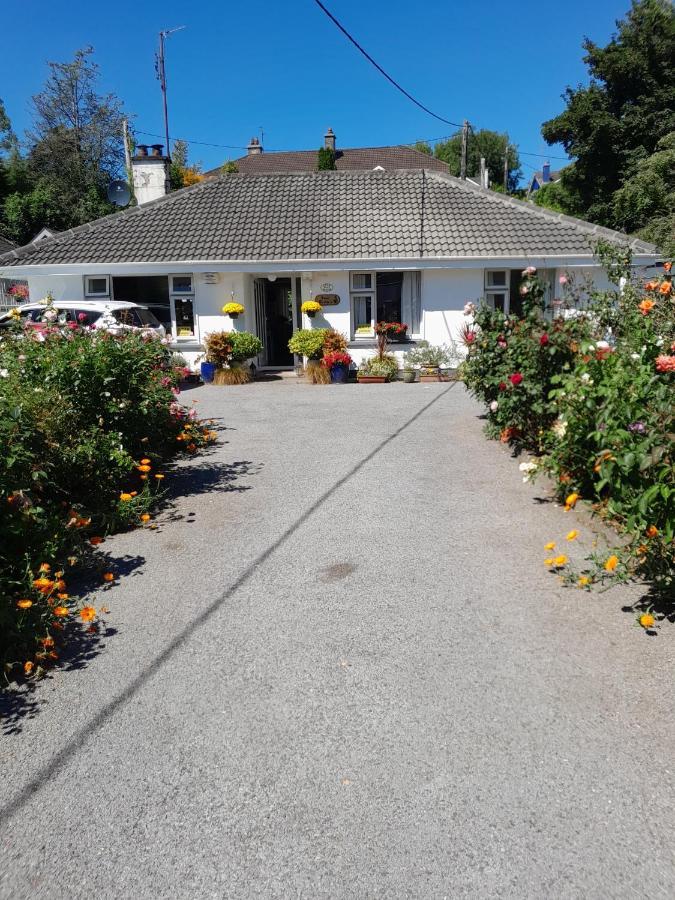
(320, 282, 334, 292)
(201, 272, 221, 284)
(315, 293, 340, 306)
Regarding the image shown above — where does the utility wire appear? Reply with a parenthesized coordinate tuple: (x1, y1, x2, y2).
(312, 0, 464, 129)
(135, 130, 247, 151)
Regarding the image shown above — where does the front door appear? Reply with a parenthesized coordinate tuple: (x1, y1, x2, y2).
(254, 277, 294, 367)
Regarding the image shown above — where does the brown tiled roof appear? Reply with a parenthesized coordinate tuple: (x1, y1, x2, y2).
(205, 145, 450, 176)
(0, 170, 657, 267)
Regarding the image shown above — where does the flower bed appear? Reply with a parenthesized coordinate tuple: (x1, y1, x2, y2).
(0, 312, 215, 681)
(462, 248, 674, 605)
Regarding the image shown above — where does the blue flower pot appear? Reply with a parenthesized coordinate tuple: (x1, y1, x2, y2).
(200, 361, 216, 383)
(330, 363, 350, 384)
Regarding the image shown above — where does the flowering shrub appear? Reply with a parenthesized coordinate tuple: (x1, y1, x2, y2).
(0, 317, 215, 680)
(462, 251, 674, 601)
(374, 321, 408, 339)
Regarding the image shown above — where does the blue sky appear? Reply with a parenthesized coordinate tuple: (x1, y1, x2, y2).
(4, 0, 629, 179)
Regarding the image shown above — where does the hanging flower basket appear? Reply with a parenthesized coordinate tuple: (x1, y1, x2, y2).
(301, 300, 322, 319)
(222, 302, 245, 319)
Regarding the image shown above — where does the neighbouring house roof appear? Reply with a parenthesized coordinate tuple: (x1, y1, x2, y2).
(0, 170, 657, 268)
(528, 170, 562, 192)
(205, 145, 450, 176)
(0, 235, 16, 254)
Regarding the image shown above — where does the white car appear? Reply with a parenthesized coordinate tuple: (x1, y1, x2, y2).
(0, 300, 166, 336)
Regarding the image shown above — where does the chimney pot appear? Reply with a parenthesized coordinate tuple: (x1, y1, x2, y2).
(247, 137, 263, 155)
(150, 143, 164, 157)
(324, 127, 336, 152)
(542, 161, 551, 184)
(136, 144, 149, 157)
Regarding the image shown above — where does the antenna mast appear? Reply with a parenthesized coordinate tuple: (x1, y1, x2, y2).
(155, 25, 186, 161)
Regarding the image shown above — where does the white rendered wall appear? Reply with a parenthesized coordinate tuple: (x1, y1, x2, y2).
(131, 160, 169, 205)
(25, 274, 84, 303)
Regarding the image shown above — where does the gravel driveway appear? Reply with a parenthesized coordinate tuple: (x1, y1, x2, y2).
(1, 381, 673, 899)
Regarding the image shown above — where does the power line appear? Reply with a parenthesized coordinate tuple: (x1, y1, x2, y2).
(312, 0, 464, 129)
(135, 130, 247, 151)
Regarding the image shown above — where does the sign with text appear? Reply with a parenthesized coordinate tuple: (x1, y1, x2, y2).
(316, 293, 340, 306)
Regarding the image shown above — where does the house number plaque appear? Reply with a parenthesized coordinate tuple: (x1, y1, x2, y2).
(315, 293, 340, 306)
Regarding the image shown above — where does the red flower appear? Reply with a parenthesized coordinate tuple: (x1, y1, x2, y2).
(540, 333, 549, 346)
(322, 350, 352, 368)
(498, 381, 507, 391)
(509, 372, 523, 386)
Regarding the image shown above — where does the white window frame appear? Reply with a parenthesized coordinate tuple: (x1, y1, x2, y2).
(84, 274, 110, 298)
(350, 271, 376, 338)
(484, 270, 510, 314)
(169, 273, 197, 342)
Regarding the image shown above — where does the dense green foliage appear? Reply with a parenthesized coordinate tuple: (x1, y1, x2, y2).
(434, 129, 521, 192)
(317, 147, 336, 171)
(0, 313, 213, 680)
(462, 251, 674, 594)
(288, 328, 328, 359)
(541, 0, 675, 250)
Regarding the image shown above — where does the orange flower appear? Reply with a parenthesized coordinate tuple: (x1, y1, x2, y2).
(140, 458, 151, 465)
(638, 299, 655, 315)
(90, 536, 104, 545)
(102, 572, 115, 582)
(41, 637, 55, 649)
(33, 577, 54, 594)
(140, 513, 151, 522)
(38, 562, 51, 573)
(639, 613, 655, 629)
(564, 492, 579, 510)
(53, 606, 70, 617)
(140, 474, 148, 480)
(54, 579, 66, 591)
(57, 592, 69, 601)
(604, 555, 619, 572)
(137, 464, 151, 473)
(644, 280, 658, 292)
(119, 492, 133, 502)
(187, 443, 197, 453)
(24, 661, 34, 676)
(130, 491, 138, 497)
(79, 606, 96, 622)
(154, 473, 165, 480)
(645, 525, 658, 538)
(659, 280, 672, 295)
(16, 599, 33, 609)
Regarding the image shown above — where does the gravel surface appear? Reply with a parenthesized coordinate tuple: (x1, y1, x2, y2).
(1, 380, 673, 899)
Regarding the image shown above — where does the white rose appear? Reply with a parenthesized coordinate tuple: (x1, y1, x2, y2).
(490, 400, 498, 412)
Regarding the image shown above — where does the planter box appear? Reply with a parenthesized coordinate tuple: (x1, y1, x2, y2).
(420, 373, 443, 382)
(357, 375, 388, 383)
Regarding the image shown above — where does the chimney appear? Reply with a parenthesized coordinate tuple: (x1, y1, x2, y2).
(324, 127, 336, 152)
(247, 137, 263, 155)
(542, 161, 551, 184)
(131, 143, 169, 205)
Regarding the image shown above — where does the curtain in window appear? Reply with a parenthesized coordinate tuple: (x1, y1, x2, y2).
(401, 271, 421, 334)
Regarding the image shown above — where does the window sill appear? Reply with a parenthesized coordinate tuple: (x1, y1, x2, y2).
(348, 338, 420, 349)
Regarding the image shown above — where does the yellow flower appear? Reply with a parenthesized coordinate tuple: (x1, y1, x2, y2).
(566, 530, 578, 541)
(53, 606, 70, 617)
(565, 492, 579, 509)
(578, 576, 591, 587)
(120, 492, 133, 502)
(639, 613, 655, 629)
(544, 557, 554, 566)
(140, 513, 151, 522)
(16, 599, 33, 609)
(554, 555, 568, 566)
(604, 555, 619, 572)
(140, 458, 151, 465)
(544, 541, 555, 551)
(137, 464, 151, 473)
(222, 301, 245, 315)
(79, 606, 96, 623)
(154, 473, 165, 480)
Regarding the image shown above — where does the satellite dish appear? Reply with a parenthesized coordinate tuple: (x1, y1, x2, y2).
(107, 180, 131, 207)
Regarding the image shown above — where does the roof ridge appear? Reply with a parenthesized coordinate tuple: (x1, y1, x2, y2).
(424, 169, 657, 253)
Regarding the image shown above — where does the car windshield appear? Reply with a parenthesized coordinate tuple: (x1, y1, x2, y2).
(134, 307, 162, 327)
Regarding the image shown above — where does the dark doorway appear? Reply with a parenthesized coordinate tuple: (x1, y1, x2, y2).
(112, 275, 171, 328)
(264, 278, 294, 366)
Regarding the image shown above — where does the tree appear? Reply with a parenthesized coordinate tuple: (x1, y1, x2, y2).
(0, 99, 13, 154)
(316, 147, 336, 170)
(220, 160, 239, 174)
(411, 141, 431, 156)
(532, 178, 582, 216)
(612, 132, 675, 256)
(542, 0, 675, 226)
(434, 129, 521, 191)
(169, 138, 203, 189)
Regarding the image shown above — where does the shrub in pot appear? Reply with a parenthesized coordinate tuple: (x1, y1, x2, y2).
(216, 331, 263, 384)
(288, 328, 329, 383)
(357, 355, 398, 382)
(322, 350, 352, 383)
(404, 341, 456, 381)
(201, 331, 233, 383)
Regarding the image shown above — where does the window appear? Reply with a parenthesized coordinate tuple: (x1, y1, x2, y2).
(84, 275, 110, 298)
(350, 270, 421, 338)
(169, 274, 196, 340)
(485, 270, 509, 314)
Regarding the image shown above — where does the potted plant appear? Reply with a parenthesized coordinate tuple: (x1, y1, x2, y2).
(402, 366, 417, 383)
(322, 350, 352, 383)
(216, 331, 263, 384)
(288, 328, 329, 383)
(403, 341, 456, 382)
(200, 331, 232, 383)
(357, 357, 396, 383)
(222, 301, 245, 320)
(301, 300, 322, 319)
(375, 321, 408, 342)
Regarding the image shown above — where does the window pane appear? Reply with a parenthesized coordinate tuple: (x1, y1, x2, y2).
(486, 291, 506, 312)
(353, 294, 372, 333)
(376, 272, 403, 322)
(351, 273, 372, 290)
(174, 297, 195, 337)
(401, 271, 421, 333)
(87, 277, 108, 295)
(486, 271, 507, 288)
(171, 276, 193, 293)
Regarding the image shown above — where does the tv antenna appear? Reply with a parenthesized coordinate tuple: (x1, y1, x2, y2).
(155, 25, 186, 161)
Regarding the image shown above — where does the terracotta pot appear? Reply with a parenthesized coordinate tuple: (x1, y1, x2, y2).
(357, 375, 387, 383)
(420, 373, 443, 382)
